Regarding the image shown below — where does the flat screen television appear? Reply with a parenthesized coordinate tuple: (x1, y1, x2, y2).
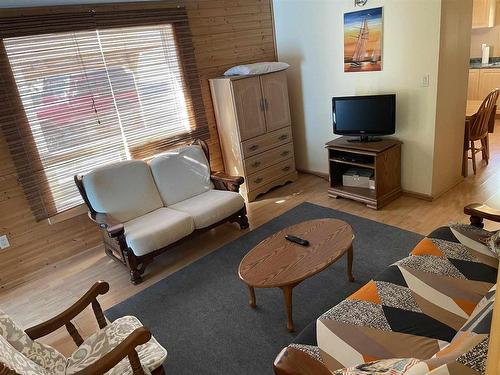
(332, 94, 396, 142)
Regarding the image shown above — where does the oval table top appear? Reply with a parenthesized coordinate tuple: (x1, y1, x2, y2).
(238, 218, 354, 288)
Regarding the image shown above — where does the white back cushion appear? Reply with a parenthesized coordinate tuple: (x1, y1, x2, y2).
(83, 160, 163, 222)
(149, 145, 213, 206)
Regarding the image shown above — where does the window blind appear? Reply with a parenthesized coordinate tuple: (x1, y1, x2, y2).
(0, 4, 208, 220)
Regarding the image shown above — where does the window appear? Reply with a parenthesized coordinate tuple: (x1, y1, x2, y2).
(0, 4, 208, 220)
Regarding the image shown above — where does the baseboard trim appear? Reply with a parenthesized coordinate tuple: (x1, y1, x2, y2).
(431, 176, 465, 200)
(402, 190, 434, 202)
(297, 168, 329, 180)
(299, 169, 460, 203)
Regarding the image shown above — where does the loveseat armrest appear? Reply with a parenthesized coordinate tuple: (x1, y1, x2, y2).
(464, 203, 500, 228)
(273, 347, 332, 375)
(90, 212, 125, 238)
(211, 172, 244, 193)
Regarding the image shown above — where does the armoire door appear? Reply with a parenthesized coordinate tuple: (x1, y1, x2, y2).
(260, 71, 291, 132)
(232, 76, 267, 141)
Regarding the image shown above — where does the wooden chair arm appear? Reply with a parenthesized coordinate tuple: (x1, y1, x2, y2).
(73, 327, 152, 375)
(90, 212, 125, 238)
(464, 203, 500, 226)
(273, 347, 332, 375)
(211, 172, 244, 192)
(25, 281, 110, 340)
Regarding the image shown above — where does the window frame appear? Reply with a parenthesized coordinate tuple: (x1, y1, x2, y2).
(0, 3, 209, 221)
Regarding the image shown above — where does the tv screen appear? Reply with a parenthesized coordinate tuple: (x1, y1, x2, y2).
(332, 94, 396, 137)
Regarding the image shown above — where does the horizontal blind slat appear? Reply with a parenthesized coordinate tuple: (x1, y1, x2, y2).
(0, 6, 209, 220)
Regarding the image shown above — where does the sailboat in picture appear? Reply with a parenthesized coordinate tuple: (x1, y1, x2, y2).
(344, 7, 382, 72)
(350, 18, 369, 68)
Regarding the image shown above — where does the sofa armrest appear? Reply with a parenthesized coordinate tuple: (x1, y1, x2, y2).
(273, 347, 332, 375)
(90, 212, 125, 238)
(211, 172, 244, 193)
(464, 203, 500, 227)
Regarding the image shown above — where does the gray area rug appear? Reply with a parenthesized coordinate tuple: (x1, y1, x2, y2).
(106, 202, 423, 375)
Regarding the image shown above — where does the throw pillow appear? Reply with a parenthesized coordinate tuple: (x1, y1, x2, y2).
(224, 62, 290, 76)
(486, 230, 500, 256)
(332, 358, 421, 375)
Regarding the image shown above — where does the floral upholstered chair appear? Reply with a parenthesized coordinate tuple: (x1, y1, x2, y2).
(0, 281, 167, 375)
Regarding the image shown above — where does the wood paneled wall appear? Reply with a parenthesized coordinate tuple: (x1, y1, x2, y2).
(0, 0, 276, 289)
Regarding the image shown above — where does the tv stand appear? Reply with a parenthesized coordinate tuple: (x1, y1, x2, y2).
(325, 137, 402, 209)
(347, 135, 383, 143)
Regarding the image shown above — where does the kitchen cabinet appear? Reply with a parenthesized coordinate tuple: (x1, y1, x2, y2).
(472, 0, 496, 28)
(469, 68, 500, 114)
(468, 69, 480, 100)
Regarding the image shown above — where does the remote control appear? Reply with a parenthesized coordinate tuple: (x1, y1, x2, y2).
(285, 235, 310, 246)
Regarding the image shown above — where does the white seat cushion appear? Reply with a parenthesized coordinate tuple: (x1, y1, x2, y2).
(124, 208, 194, 256)
(83, 160, 164, 223)
(66, 316, 167, 375)
(170, 190, 245, 229)
(149, 145, 214, 206)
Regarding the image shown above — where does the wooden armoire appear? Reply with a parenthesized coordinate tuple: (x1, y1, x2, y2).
(209, 70, 297, 202)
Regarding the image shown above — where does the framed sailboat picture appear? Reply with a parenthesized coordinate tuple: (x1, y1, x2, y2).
(344, 7, 383, 72)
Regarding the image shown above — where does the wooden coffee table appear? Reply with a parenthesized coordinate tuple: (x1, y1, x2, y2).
(238, 218, 354, 332)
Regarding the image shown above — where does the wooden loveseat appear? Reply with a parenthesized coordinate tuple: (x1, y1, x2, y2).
(274, 202, 500, 375)
(75, 140, 249, 284)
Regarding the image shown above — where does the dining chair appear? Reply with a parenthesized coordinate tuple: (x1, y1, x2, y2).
(464, 88, 499, 175)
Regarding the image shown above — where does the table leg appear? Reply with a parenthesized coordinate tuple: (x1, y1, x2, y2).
(347, 245, 355, 282)
(281, 285, 294, 332)
(247, 285, 256, 308)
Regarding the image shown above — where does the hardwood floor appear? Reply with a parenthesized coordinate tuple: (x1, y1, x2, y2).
(1, 130, 500, 357)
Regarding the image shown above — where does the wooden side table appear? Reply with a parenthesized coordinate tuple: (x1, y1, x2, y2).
(325, 137, 402, 209)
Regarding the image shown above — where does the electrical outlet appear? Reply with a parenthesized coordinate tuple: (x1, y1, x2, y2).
(422, 74, 430, 87)
(0, 235, 10, 250)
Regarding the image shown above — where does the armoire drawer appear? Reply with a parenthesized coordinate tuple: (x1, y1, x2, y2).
(241, 127, 292, 158)
(244, 142, 294, 174)
(246, 158, 295, 191)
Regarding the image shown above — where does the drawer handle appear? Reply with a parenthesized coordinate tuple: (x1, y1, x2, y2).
(251, 161, 261, 168)
(249, 145, 259, 151)
(282, 166, 291, 172)
(254, 177, 263, 184)
(280, 150, 290, 157)
(278, 134, 289, 141)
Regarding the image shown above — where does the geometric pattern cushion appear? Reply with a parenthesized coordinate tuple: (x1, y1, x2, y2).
(0, 309, 66, 374)
(423, 336, 490, 375)
(0, 334, 52, 375)
(459, 284, 496, 336)
(302, 225, 498, 372)
(66, 316, 167, 375)
(412, 284, 496, 374)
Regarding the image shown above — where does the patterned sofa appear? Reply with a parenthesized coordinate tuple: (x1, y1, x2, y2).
(273, 223, 499, 375)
